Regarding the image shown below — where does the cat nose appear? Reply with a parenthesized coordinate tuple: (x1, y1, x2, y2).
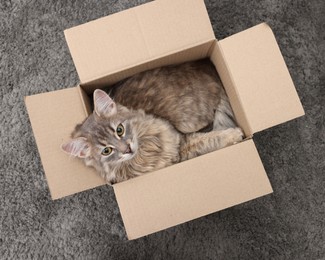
(123, 144, 132, 154)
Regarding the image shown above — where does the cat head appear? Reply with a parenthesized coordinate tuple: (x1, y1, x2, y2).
(61, 89, 139, 180)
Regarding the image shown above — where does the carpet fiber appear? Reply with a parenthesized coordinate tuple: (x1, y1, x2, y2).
(1, 0, 324, 259)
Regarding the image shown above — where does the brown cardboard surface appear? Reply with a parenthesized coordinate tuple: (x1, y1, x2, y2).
(78, 86, 93, 115)
(64, 0, 215, 85)
(114, 139, 273, 240)
(25, 87, 106, 199)
(210, 40, 252, 136)
(216, 23, 304, 135)
(81, 41, 213, 93)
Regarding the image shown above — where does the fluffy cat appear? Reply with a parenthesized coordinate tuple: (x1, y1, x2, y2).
(108, 59, 236, 133)
(62, 92, 243, 184)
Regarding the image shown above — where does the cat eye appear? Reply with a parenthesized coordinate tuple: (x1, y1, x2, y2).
(116, 124, 125, 137)
(101, 147, 113, 156)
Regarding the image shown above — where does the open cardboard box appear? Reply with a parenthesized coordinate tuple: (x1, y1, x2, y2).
(25, 0, 304, 239)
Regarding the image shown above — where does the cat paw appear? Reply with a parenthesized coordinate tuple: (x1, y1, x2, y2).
(224, 127, 244, 144)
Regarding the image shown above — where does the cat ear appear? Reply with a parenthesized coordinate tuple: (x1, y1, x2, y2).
(93, 89, 117, 118)
(61, 137, 90, 158)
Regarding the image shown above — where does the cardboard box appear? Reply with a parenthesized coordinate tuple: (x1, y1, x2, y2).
(24, 0, 304, 239)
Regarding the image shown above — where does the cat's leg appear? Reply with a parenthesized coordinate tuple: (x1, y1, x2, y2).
(180, 127, 244, 161)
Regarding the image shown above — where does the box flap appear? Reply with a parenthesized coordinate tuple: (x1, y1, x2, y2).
(214, 23, 304, 135)
(25, 87, 106, 199)
(64, 0, 215, 84)
(114, 139, 273, 240)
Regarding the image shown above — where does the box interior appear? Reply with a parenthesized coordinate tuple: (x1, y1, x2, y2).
(80, 41, 215, 93)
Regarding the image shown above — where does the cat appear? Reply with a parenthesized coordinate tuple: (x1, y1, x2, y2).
(62, 90, 243, 184)
(108, 59, 236, 133)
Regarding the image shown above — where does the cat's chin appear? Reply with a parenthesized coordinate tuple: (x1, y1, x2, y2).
(119, 153, 135, 162)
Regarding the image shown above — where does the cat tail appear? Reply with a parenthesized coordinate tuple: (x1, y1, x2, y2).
(213, 90, 237, 130)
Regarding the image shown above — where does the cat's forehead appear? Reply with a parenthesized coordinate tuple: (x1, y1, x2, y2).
(87, 113, 127, 133)
(96, 115, 127, 127)
(84, 113, 120, 127)
(86, 122, 115, 146)
(74, 111, 132, 143)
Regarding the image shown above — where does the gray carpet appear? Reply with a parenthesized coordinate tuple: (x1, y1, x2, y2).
(1, 0, 324, 259)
